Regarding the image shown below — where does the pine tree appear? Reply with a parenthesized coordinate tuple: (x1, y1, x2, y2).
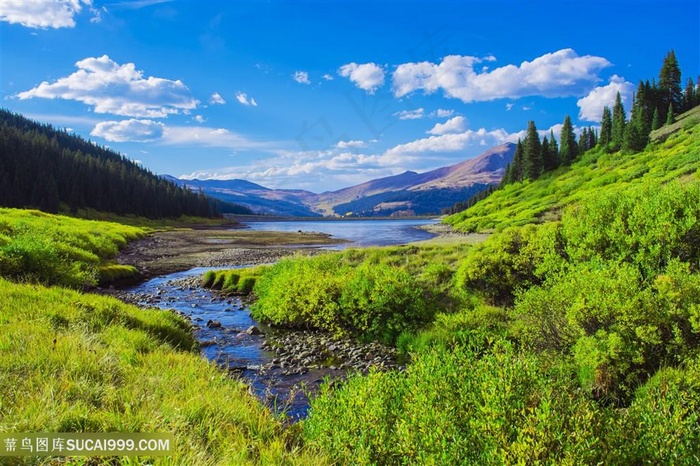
(548, 130, 559, 168)
(559, 115, 577, 165)
(599, 106, 612, 148)
(511, 140, 524, 183)
(651, 107, 661, 131)
(540, 135, 553, 172)
(522, 120, 542, 180)
(611, 92, 627, 151)
(666, 103, 675, 125)
(659, 50, 682, 121)
(624, 86, 651, 152)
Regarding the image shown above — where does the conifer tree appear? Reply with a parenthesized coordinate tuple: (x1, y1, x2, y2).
(548, 130, 559, 168)
(559, 115, 577, 165)
(511, 140, 524, 183)
(659, 50, 683, 119)
(599, 106, 612, 147)
(611, 92, 627, 151)
(682, 77, 697, 112)
(651, 107, 661, 131)
(666, 103, 675, 125)
(522, 120, 542, 180)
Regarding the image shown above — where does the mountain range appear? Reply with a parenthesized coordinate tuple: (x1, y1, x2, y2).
(169, 142, 515, 217)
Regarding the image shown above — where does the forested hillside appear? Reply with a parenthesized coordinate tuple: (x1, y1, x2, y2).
(0, 110, 251, 218)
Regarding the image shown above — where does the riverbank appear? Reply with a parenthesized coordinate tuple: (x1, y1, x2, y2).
(113, 226, 346, 280)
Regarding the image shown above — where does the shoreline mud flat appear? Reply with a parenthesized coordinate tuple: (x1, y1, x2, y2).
(114, 226, 346, 280)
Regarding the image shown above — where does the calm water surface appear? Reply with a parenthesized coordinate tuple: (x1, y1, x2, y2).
(244, 218, 439, 248)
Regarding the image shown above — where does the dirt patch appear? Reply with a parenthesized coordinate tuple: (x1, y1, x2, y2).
(115, 227, 347, 280)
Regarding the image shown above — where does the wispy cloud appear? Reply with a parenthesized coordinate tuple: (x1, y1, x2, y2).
(235, 92, 257, 106)
(108, 0, 172, 10)
(394, 108, 425, 120)
(209, 92, 226, 105)
(16, 55, 198, 118)
(293, 71, 311, 85)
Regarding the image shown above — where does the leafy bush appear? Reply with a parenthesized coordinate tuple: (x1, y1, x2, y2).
(202, 267, 266, 295)
(251, 254, 429, 343)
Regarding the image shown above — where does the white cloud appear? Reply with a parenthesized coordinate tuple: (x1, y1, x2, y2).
(506, 103, 514, 111)
(1, 0, 91, 29)
(90, 119, 165, 142)
(322, 74, 334, 81)
(209, 92, 226, 105)
(17, 55, 198, 118)
(576, 74, 634, 122)
(392, 48, 611, 103)
(161, 125, 267, 149)
(433, 109, 454, 118)
(235, 92, 258, 106)
(336, 140, 367, 149)
(194, 115, 206, 123)
(338, 62, 385, 93)
(384, 127, 516, 158)
(394, 108, 425, 120)
(293, 71, 311, 85)
(427, 116, 467, 135)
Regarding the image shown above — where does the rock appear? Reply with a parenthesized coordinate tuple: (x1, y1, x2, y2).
(245, 325, 263, 335)
(206, 319, 222, 328)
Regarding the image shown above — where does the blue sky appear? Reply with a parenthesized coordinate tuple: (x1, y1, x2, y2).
(2, 0, 698, 192)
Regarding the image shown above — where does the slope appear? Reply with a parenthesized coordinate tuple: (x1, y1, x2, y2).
(445, 106, 700, 232)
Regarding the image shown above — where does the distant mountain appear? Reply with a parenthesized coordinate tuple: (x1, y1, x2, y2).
(167, 177, 321, 217)
(169, 142, 515, 217)
(312, 142, 516, 216)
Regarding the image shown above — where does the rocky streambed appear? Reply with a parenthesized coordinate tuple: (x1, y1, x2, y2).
(108, 268, 401, 421)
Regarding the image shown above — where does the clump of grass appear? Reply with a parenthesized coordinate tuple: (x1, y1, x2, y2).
(202, 266, 268, 295)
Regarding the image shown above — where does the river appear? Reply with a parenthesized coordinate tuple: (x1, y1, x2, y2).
(125, 218, 436, 420)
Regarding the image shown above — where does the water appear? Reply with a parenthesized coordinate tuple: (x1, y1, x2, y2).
(124, 219, 435, 419)
(244, 218, 439, 249)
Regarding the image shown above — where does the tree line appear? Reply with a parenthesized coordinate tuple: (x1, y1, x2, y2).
(446, 50, 698, 215)
(0, 110, 252, 218)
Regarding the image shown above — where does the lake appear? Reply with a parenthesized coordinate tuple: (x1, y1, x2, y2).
(242, 218, 440, 248)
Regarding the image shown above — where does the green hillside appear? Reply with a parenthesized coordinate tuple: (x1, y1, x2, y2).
(444, 106, 700, 232)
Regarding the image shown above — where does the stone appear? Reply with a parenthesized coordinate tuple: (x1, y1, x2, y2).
(245, 325, 263, 335)
(206, 319, 222, 328)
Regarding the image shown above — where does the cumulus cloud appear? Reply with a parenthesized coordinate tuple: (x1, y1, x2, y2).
(338, 62, 385, 93)
(394, 108, 425, 120)
(322, 74, 334, 81)
(1, 0, 91, 29)
(576, 74, 634, 122)
(336, 140, 367, 149)
(194, 115, 206, 123)
(17, 55, 198, 117)
(90, 119, 165, 142)
(427, 116, 467, 135)
(293, 71, 311, 84)
(209, 92, 226, 105)
(235, 92, 257, 106)
(392, 49, 611, 103)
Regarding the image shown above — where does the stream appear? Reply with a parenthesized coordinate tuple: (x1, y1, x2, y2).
(123, 219, 436, 420)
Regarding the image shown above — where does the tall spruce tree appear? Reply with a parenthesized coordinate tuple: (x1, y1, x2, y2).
(559, 115, 577, 165)
(548, 130, 559, 168)
(522, 120, 542, 180)
(611, 92, 627, 151)
(658, 50, 682, 121)
(511, 140, 524, 183)
(666, 103, 675, 125)
(651, 107, 661, 131)
(682, 77, 697, 112)
(599, 106, 612, 147)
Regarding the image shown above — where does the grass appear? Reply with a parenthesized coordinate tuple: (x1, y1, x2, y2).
(445, 106, 700, 232)
(0, 278, 327, 465)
